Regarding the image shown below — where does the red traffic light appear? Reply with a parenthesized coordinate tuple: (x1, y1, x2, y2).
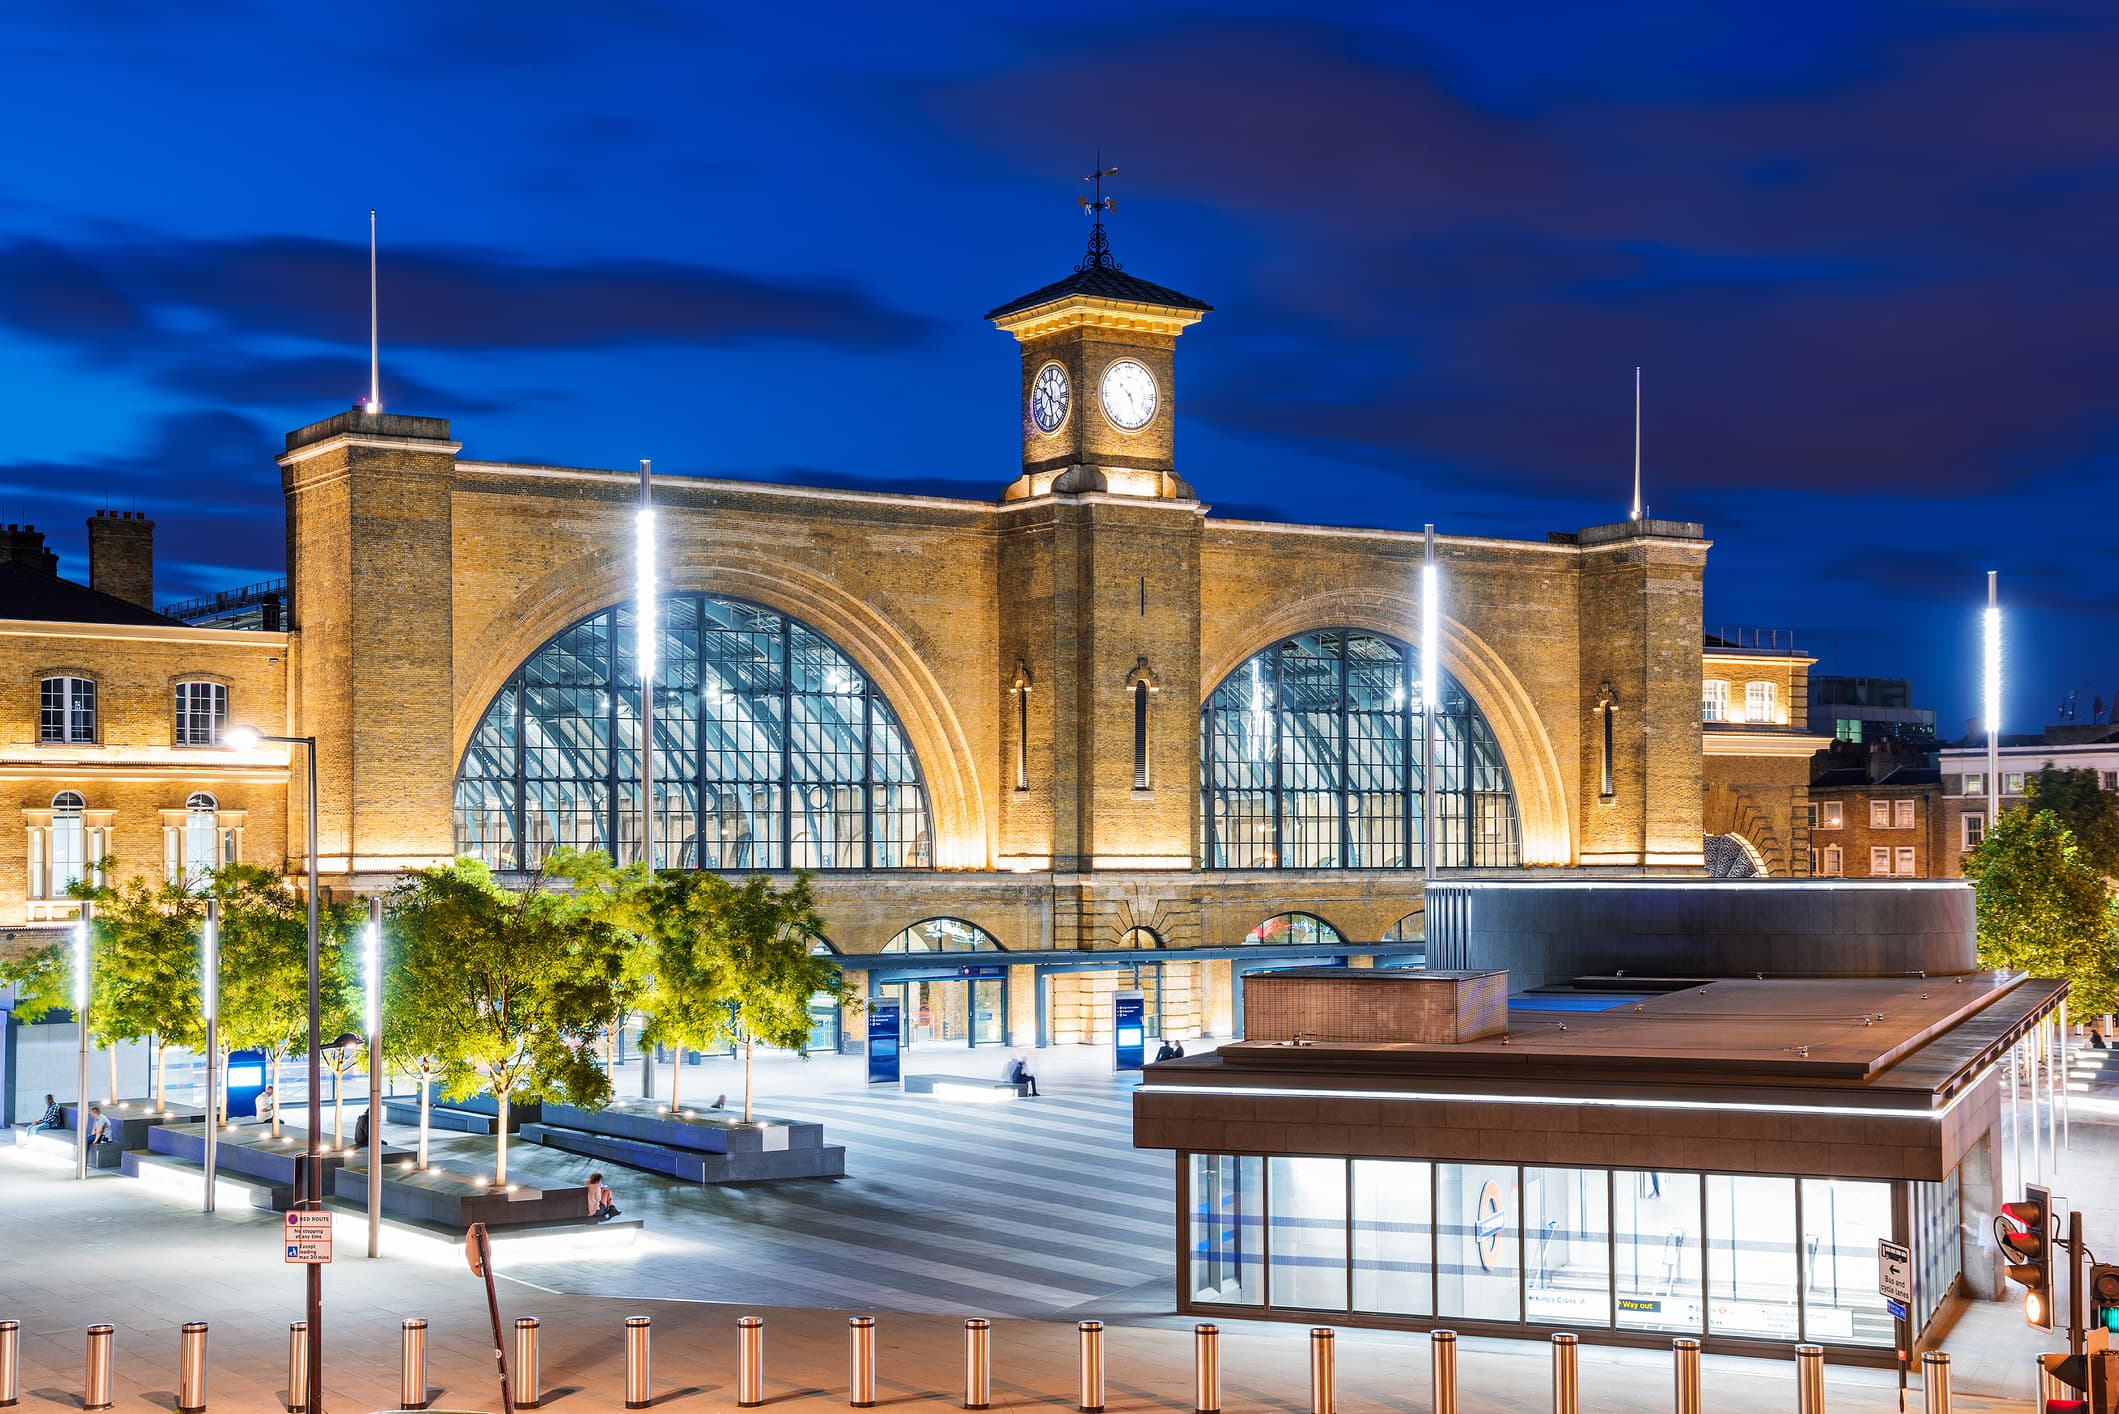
(2003, 1198, 2048, 1226)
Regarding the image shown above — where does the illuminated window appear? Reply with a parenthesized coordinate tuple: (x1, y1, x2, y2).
(1869, 800, 1890, 829)
(1895, 846, 1916, 875)
(2005, 773, 2025, 794)
(882, 917, 1002, 952)
(41, 791, 87, 899)
(1133, 680, 1151, 790)
(173, 680, 228, 745)
(1816, 801, 1843, 830)
(40, 677, 96, 744)
(1743, 682, 1777, 724)
(1819, 846, 1843, 876)
(1869, 846, 1891, 876)
(1240, 912, 1343, 947)
(1960, 773, 1983, 796)
(1893, 800, 1916, 829)
(1701, 680, 1729, 723)
(1203, 631, 1519, 870)
(453, 595, 931, 871)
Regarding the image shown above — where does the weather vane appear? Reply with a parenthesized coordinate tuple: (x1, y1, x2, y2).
(1077, 155, 1120, 272)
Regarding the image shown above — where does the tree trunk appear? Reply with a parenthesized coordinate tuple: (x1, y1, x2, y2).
(495, 1089, 510, 1185)
(106, 1044, 117, 1102)
(155, 1040, 169, 1113)
(418, 1070, 431, 1169)
(743, 1034, 754, 1125)
(269, 1051, 282, 1137)
(669, 1045, 681, 1110)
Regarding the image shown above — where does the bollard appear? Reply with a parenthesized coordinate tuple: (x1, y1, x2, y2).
(1673, 1337, 1700, 1414)
(1795, 1344, 1826, 1414)
(512, 1317, 541, 1408)
(83, 1323, 113, 1412)
(964, 1319, 992, 1411)
(1309, 1328, 1336, 1414)
(0, 1318, 18, 1409)
(1078, 1321, 1106, 1414)
(399, 1318, 427, 1411)
(625, 1317, 652, 1410)
(1921, 1351, 1951, 1414)
(178, 1321, 209, 1414)
(737, 1315, 765, 1409)
(1432, 1330, 1458, 1414)
(285, 1322, 306, 1413)
(849, 1316, 877, 1409)
(1193, 1324, 1220, 1414)
(1551, 1332, 1579, 1414)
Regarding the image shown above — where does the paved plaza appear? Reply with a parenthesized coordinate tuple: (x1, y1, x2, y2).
(3, 1041, 2109, 1411)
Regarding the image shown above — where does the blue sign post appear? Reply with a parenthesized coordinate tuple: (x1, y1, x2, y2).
(224, 1047, 268, 1118)
(867, 1001, 903, 1085)
(1113, 990, 1146, 1073)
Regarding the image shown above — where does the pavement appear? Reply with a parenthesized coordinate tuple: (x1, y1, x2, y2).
(3, 1038, 2109, 1412)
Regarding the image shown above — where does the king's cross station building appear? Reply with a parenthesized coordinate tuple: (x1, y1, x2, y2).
(0, 227, 2062, 1357)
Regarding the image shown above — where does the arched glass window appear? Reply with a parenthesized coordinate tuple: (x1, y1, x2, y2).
(1202, 630, 1519, 870)
(1114, 927, 1162, 949)
(48, 791, 86, 898)
(882, 918, 1002, 952)
(1381, 909, 1423, 942)
(182, 792, 220, 885)
(454, 595, 931, 872)
(1241, 912, 1343, 947)
(1705, 833, 1765, 878)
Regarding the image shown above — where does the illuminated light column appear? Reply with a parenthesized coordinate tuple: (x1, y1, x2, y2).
(365, 896, 383, 1259)
(203, 896, 219, 1214)
(74, 904, 91, 1181)
(637, 458, 656, 1101)
(1422, 524, 1439, 883)
(1984, 571, 2001, 843)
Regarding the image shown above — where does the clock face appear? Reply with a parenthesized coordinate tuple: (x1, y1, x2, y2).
(1030, 362, 1069, 434)
(1100, 359, 1158, 431)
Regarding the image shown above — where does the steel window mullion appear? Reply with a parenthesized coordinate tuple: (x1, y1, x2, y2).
(1271, 647, 1284, 868)
(862, 676, 874, 870)
(780, 620, 793, 872)
(1336, 639, 1350, 869)
(1793, 1176, 1806, 1345)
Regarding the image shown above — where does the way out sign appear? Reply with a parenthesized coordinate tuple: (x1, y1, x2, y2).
(1877, 1238, 1912, 1306)
(285, 1209, 333, 1264)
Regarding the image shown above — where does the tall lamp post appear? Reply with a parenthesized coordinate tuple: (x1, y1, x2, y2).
(365, 896, 383, 1259)
(1984, 572, 2001, 841)
(73, 902, 91, 1181)
(202, 897, 219, 1214)
(1421, 525, 1439, 884)
(224, 724, 322, 1414)
(637, 457, 656, 1101)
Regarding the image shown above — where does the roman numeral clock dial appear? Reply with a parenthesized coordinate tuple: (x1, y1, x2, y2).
(1031, 362, 1070, 433)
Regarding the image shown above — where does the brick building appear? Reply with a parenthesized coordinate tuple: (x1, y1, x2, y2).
(1938, 727, 2119, 878)
(2, 236, 1823, 1050)
(1806, 742, 1945, 878)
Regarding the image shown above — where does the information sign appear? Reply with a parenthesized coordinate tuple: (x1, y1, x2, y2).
(284, 1209, 332, 1265)
(1885, 1298, 1908, 1322)
(867, 1001, 902, 1085)
(1113, 991, 1146, 1072)
(1877, 1238, 1913, 1305)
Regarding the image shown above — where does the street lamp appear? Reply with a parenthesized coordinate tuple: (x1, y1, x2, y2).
(364, 896, 383, 1259)
(202, 897, 219, 1215)
(1421, 524, 1440, 882)
(222, 722, 323, 1414)
(73, 904, 91, 1181)
(1984, 572, 2001, 844)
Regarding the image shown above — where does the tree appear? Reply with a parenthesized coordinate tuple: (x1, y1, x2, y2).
(542, 848, 656, 1097)
(71, 873, 203, 1109)
(387, 858, 616, 1182)
(715, 874, 852, 1125)
(0, 940, 72, 1024)
(633, 870, 741, 1111)
(1964, 809, 2119, 1016)
(2024, 767, 2119, 879)
(212, 864, 358, 1139)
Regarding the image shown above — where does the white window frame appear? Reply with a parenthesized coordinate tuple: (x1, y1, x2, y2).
(40, 676, 97, 745)
(173, 681, 229, 746)
(1701, 680, 1730, 724)
(1962, 813, 1985, 849)
(1961, 773, 1982, 797)
(1869, 799, 1891, 829)
(1869, 846, 1892, 876)
(1895, 846, 1917, 876)
(1744, 681, 1778, 725)
(1893, 799, 1916, 829)
(1819, 845, 1843, 876)
(2005, 772, 2026, 795)
(1816, 800, 1844, 830)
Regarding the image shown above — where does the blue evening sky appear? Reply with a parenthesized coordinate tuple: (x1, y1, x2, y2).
(1, 2, 2113, 735)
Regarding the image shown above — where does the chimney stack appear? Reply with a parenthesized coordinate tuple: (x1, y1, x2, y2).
(87, 510, 155, 609)
(0, 523, 58, 575)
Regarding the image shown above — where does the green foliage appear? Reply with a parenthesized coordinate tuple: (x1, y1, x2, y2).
(720, 873, 850, 1056)
(211, 863, 359, 1066)
(541, 847, 656, 1041)
(635, 869, 740, 1061)
(69, 871, 204, 1052)
(0, 939, 72, 1023)
(2024, 766, 2119, 879)
(1964, 808, 2119, 1015)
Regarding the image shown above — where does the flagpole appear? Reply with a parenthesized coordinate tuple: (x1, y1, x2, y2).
(1985, 571, 2000, 838)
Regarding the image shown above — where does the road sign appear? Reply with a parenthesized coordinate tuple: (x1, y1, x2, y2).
(1885, 1298, 1908, 1322)
(1878, 1238, 1913, 1305)
(284, 1209, 332, 1265)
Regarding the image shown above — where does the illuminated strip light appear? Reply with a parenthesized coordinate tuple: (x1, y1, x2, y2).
(1983, 602, 2002, 734)
(364, 920, 381, 1039)
(636, 505, 657, 685)
(1137, 1065, 1997, 1125)
(1420, 562, 1439, 715)
(201, 908, 217, 1025)
(72, 918, 89, 1013)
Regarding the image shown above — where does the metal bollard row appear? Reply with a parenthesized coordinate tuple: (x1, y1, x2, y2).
(849, 1315, 876, 1410)
(625, 1316, 652, 1410)
(964, 1318, 991, 1411)
(1193, 1323, 1219, 1414)
(285, 1321, 306, 1413)
(1922, 1350, 1951, 1414)
(1431, 1329, 1458, 1414)
(737, 1315, 764, 1409)
(1673, 1337, 1701, 1414)
(512, 1316, 541, 1409)
(178, 1321, 209, 1414)
(1795, 1343, 1826, 1414)
(1077, 1320, 1105, 1414)
(399, 1317, 427, 1411)
(1551, 1332, 1578, 1414)
(0, 1318, 17, 1409)
(1309, 1328, 1335, 1414)
(83, 1323, 113, 1413)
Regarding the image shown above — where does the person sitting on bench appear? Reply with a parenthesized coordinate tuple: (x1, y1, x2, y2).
(34, 1094, 63, 1130)
(1003, 1054, 1040, 1097)
(587, 1171, 621, 1220)
(86, 1105, 112, 1144)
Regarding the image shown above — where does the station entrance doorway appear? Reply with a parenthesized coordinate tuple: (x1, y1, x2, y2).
(876, 971, 1006, 1048)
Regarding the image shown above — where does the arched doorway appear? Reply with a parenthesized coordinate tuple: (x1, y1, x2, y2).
(1704, 833, 1767, 879)
(877, 918, 1006, 1048)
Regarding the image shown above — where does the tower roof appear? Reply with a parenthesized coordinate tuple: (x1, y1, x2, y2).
(984, 262, 1212, 324)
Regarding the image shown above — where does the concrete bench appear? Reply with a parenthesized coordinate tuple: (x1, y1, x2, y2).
(519, 1121, 847, 1184)
(20, 1126, 124, 1167)
(121, 1149, 292, 1209)
(382, 1094, 544, 1135)
(902, 1074, 1032, 1099)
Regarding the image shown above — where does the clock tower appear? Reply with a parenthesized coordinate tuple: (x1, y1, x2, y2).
(985, 196, 1211, 501)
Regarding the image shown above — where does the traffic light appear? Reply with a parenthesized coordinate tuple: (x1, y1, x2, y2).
(1998, 1184, 2053, 1330)
(2093, 1263, 2119, 1334)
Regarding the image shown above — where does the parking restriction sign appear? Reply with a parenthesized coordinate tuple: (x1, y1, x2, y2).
(284, 1209, 333, 1264)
